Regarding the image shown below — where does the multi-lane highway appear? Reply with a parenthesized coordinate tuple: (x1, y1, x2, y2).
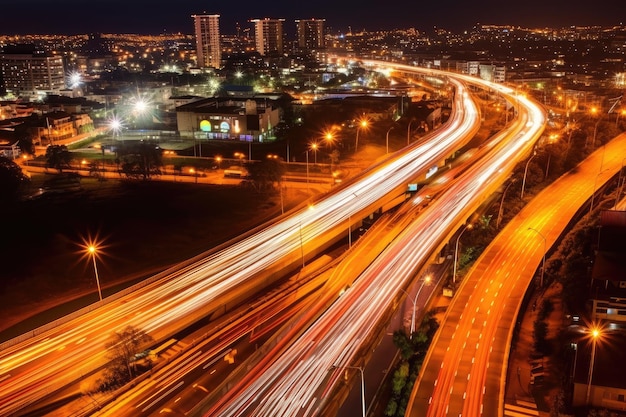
(0, 74, 480, 416)
(188, 60, 546, 416)
(406, 132, 626, 417)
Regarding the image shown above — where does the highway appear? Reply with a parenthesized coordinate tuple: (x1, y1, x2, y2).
(0, 74, 480, 416)
(406, 132, 626, 417)
(189, 60, 546, 416)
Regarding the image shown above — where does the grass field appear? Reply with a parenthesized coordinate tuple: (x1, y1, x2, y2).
(0, 173, 308, 338)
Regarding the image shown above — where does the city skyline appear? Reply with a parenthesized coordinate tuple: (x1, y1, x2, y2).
(1, 0, 624, 35)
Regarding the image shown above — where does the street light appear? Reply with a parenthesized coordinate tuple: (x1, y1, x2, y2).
(355, 118, 368, 153)
(108, 116, 122, 141)
(399, 274, 432, 338)
(87, 245, 103, 302)
(347, 192, 358, 248)
(305, 149, 310, 193)
(520, 151, 537, 200)
(407, 118, 415, 146)
(330, 365, 365, 417)
(310, 142, 319, 165)
(585, 324, 603, 406)
(590, 171, 604, 214)
(588, 106, 603, 150)
(386, 126, 394, 154)
(496, 179, 517, 229)
(324, 131, 336, 148)
(527, 227, 546, 288)
(453, 223, 473, 284)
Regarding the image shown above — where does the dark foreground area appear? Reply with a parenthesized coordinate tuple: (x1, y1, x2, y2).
(0, 176, 292, 341)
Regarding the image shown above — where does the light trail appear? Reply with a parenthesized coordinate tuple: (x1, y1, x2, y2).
(202, 60, 545, 416)
(0, 74, 480, 415)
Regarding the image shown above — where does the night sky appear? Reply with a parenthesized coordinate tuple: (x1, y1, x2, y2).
(1, 0, 624, 35)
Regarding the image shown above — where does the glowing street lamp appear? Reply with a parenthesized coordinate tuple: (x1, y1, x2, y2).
(324, 131, 336, 147)
(588, 106, 602, 149)
(585, 324, 603, 406)
(133, 98, 148, 115)
(355, 118, 368, 153)
(310, 142, 319, 165)
(108, 117, 123, 141)
(67, 71, 82, 89)
(87, 245, 103, 302)
(399, 274, 432, 338)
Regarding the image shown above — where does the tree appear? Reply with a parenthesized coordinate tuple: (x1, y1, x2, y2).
(0, 156, 30, 202)
(45, 144, 72, 172)
(116, 141, 163, 180)
(100, 325, 153, 391)
(246, 158, 286, 192)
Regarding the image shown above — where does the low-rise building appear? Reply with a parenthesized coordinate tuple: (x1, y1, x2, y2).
(176, 95, 284, 142)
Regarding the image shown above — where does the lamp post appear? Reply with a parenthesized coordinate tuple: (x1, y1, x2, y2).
(453, 223, 472, 284)
(590, 171, 603, 214)
(386, 126, 394, 154)
(331, 365, 365, 417)
(587, 106, 602, 149)
(407, 119, 415, 146)
(305, 149, 310, 193)
(347, 193, 358, 248)
(527, 227, 546, 288)
(399, 275, 431, 338)
(355, 119, 368, 153)
(496, 179, 516, 229)
(585, 326, 602, 406)
(87, 245, 103, 302)
(591, 118, 601, 150)
(310, 142, 319, 165)
(520, 151, 537, 200)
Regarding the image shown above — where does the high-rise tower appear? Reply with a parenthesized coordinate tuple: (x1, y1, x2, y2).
(192, 14, 221, 69)
(250, 18, 285, 56)
(295, 18, 326, 51)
